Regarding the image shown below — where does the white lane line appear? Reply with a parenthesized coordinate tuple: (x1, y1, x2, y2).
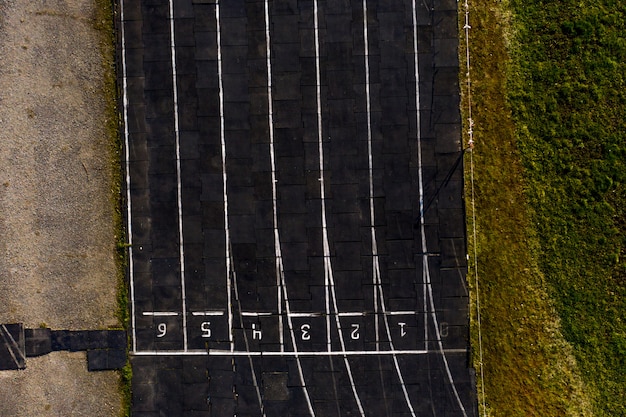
(377, 277, 417, 417)
(413, 0, 428, 355)
(362, 0, 380, 352)
(287, 312, 323, 318)
(337, 312, 366, 317)
(412, 1, 467, 415)
(119, 0, 137, 353)
(265, 2, 316, 415)
(0, 329, 20, 368)
(362, 2, 416, 415)
(191, 311, 225, 316)
(312, 0, 331, 355)
(214, 1, 234, 353)
(423, 263, 428, 350)
(1, 325, 26, 365)
(241, 312, 273, 317)
(313, 1, 365, 415)
(213, 3, 265, 414)
(216, 4, 265, 415)
(279, 264, 317, 417)
(385, 311, 417, 316)
(232, 255, 267, 417)
(142, 312, 179, 317)
(263, 0, 284, 353)
(133, 349, 469, 356)
(168, 0, 188, 352)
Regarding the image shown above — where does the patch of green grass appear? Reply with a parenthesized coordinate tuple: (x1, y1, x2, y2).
(463, 0, 626, 415)
(119, 360, 133, 417)
(94, 1, 131, 416)
(506, 0, 626, 415)
(461, 1, 594, 415)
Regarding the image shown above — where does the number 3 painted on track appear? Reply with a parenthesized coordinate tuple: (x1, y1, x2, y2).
(301, 324, 311, 340)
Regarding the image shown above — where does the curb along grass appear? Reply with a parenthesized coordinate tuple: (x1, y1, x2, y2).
(95, 0, 132, 416)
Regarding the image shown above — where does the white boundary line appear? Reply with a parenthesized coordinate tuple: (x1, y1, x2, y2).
(119, 0, 137, 353)
(313, 1, 365, 415)
(164, 310, 420, 318)
(411, 1, 467, 415)
(264, 2, 316, 415)
(463, 0, 488, 414)
(168, 0, 188, 352)
(214, 1, 234, 353)
(133, 348, 468, 356)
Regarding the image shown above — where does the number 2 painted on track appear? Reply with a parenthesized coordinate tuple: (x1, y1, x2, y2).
(351, 324, 360, 340)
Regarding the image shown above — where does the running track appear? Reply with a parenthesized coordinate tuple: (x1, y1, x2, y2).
(117, 0, 476, 415)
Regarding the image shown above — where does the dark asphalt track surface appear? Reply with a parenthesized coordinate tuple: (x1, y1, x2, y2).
(117, 0, 476, 415)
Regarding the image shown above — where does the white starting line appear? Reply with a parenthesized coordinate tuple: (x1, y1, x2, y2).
(132, 348, 468, 357)
(142, 312, 180, 317)
(191, 311, 225, 317)
(140, 310, 425, 318)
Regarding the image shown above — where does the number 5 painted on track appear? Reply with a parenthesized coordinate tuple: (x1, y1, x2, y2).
(201, 322, 212, 338)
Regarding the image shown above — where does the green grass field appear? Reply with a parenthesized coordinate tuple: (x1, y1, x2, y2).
(464, 0, 626, 415)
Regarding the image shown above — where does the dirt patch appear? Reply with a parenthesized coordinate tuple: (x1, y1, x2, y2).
(0, 352, 121, 416)
(0, 0, 121, 415)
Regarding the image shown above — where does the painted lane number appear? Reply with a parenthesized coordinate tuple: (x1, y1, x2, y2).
(399, 322, 407, 337)
(300, 324, 311, 340)
(351, 323, 360, 340)
(201, 322, 212, 338)
(156, 322, 167, 338)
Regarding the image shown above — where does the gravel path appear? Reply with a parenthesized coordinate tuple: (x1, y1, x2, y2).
(0, 0, 122, 415)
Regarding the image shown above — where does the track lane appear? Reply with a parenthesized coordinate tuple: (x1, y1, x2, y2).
(122, 0, 476, 415)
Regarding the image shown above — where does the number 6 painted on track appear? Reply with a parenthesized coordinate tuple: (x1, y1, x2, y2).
(156, 322, 167, 338)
